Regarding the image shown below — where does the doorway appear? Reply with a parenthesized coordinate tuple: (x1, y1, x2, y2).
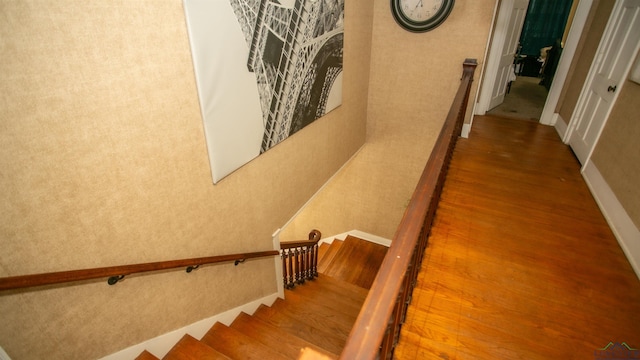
(488, 75, 548, 121)
(477, 0, 576, 122)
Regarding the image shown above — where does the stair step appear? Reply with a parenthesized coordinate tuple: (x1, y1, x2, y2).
(322, 236, 388, 289)
(135, 238, 386, 360)
(284, 285, 361, 322)
(304, 273, 369, 300)
(230, 312, 338, 359)
(317, 240, 343, 274)
(253, 303, 346, 355)
(135, 350, 159, 360)
(201, 322, 287, 360)
(163, 334, 231, 360)
(300, 347, 336, 360)
(285, 277, 365, 319)
(317, 242, 330, 264)
(269, 298, 353, 342)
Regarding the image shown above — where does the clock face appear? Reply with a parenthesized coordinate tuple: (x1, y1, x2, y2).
(391, 0, 454, 32)
(401, 0, 444, 23)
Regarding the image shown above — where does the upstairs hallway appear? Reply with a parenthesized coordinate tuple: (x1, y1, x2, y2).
(394, 115, 640, 359)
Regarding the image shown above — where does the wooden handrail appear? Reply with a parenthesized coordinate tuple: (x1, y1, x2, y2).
(0, 250, 279, 291)
(280, 229, 321, 249)
(337, 59, 478, 360)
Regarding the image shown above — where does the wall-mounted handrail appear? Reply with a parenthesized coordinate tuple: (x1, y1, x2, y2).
(335, 59, 478, 360)
(0, 249, 279, 291)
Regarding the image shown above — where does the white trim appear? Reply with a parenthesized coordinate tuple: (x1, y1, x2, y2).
(461, 123, 472, 138)
(472, 0, 501, 117)
(540, 0, 594, 125)
(630, 54, 640, 83)
(0, 346, 11, 360)
(553, 113, 568, 140)
(272, 228, 285, 299)
(582, 160, 640, 280)
(320, 230, 392, 247)
(98, 293, 279, 360)
(476, 0, 517, 115)
(564, 0, 640, 161)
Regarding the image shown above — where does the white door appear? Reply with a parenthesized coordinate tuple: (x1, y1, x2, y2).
(567, 0, 640, 164)
(489, 0, 529, 110)
(477, 0, 529, 114)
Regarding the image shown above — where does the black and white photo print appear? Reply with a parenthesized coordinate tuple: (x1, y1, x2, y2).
(184, 0, 344, 183)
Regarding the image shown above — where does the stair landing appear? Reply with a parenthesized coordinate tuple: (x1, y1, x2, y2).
(320, 235, 388, 289)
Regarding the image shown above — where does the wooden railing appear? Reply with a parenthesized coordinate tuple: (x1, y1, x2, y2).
(280, 229, 321, 289)
(0, 250, 279, 291)
(0, 228, 325, 292)
(337, 59, 478, 360)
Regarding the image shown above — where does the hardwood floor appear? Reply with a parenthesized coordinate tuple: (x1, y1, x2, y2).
(394, 116, 640, 360)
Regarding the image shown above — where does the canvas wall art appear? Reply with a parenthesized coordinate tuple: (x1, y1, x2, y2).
(184, 0, 345, 183)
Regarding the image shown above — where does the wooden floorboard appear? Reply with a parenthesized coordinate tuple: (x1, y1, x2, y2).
(394, 116, 640, 360)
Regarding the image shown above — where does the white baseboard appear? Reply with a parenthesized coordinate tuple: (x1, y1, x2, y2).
(0, 346, 11, 360)
(99, 292, 279, 360)
(582, 160, 640, 280)
(461, 123, 471, 139)
(272, 228, 285, 299)
(320, 230, 391, 248)
(553, 113, 568, 141)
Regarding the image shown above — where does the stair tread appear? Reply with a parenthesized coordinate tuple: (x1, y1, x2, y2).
(135, 350, 160, 360)
(300, 347, 337, 360)
(317, 243, 331, 265)
(322, 236, 388, 289)
(163, 334, 231, 360)
(202, 322, 288, 360)
(307, 273, 369, 299)
(139, 237, 387, 360)
(317, 240, 343, 274)
(284, 285, 362, 321)
(269, 297, 355, 340)
(231, 312, 338, 359)
(253, 303, 346, 355)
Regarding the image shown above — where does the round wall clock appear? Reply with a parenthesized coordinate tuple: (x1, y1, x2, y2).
(391, 0, 455, 33)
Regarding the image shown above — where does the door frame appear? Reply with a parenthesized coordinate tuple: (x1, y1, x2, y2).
(473, 0, 592, 127)
(540, 0, 593, 126)
(562, 0, 640, 165)
(475, 0, 527, 116)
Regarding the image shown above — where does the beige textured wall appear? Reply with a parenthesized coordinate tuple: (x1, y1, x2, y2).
(0, 0, 369, 359)
(591, 68, 640, 229)
(281, 0, 497, 240)
(557, 0, 614, 122)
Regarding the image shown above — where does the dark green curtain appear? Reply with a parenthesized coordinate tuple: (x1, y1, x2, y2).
(519, 0, 574, 56)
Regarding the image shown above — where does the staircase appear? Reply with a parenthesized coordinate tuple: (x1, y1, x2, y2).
(135, 235, 388, 360)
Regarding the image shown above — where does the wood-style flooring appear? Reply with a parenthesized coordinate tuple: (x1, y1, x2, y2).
(394, 115, 640, 360)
